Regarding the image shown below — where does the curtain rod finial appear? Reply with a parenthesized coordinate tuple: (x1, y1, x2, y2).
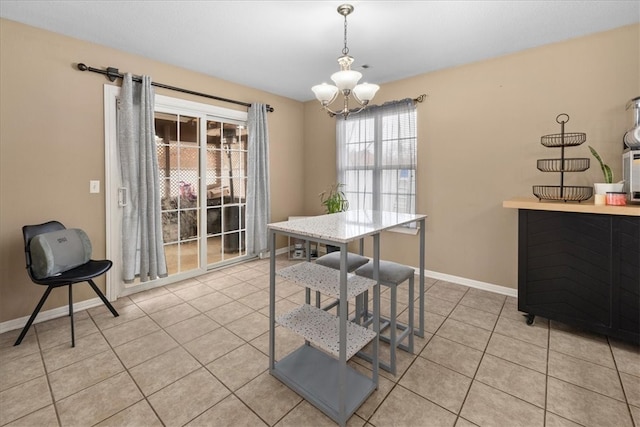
(77, 63, 88, 71)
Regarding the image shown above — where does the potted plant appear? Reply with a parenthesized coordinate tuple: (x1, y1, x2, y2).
(319, 183, 349, 253)
(320, 183, 349, 214)
(588, 146, 623, 194)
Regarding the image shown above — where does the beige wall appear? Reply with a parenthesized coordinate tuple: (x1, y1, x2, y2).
(303, 24, 640, 289)
(0, 19, 305, 323)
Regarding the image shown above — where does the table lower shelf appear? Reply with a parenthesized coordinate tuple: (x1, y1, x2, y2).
(271, 345, 376, 424)
(277, 304, 376, 359)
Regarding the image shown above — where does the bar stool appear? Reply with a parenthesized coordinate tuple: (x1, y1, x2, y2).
(314, 251, 369, 312)
(315, 251, 369, 272)
(354, 260, 414, 375)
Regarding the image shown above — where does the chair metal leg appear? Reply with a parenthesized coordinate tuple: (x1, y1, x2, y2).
(14, 286, 54, 346)
(408, 275, 414, 353)
(69, 285, 75, 348)
(87, 279, 119, 318)
(389, 284, 397, 376)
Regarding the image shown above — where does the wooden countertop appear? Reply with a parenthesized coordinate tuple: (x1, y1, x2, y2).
(503, 197, 640, 216)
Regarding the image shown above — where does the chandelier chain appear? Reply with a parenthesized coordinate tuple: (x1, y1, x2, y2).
(342, 14, 349, 56)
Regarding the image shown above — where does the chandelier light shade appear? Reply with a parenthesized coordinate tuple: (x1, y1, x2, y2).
(312, 4, 379, 118)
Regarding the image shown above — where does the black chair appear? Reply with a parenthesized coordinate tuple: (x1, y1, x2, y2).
(14, 221, 119, 347)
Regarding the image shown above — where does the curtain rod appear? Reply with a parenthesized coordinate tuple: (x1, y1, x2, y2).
(335, 94, 427, 117)
(76, 63, 274, 113)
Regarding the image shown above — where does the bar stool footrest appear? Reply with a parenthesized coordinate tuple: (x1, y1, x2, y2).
(356, 350, 394, 374)
(359, 314, 413, 352)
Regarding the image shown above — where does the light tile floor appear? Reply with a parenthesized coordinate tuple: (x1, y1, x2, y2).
(1, 255, 639, 427)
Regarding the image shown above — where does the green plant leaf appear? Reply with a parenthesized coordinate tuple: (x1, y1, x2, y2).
(320, 183, 349, 213)
(603, 164, 613, 184)
(588, 145, 613, 183)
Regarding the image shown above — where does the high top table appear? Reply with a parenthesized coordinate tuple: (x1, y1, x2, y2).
(268, 210, 427, 426)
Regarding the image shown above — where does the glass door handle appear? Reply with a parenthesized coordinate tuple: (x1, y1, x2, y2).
(118, 187, 128, 207)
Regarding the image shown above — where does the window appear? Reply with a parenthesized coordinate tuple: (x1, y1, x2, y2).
(337, 99, 417, 218)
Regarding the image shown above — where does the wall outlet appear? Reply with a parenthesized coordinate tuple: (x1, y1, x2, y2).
(90, 180, 100, 193)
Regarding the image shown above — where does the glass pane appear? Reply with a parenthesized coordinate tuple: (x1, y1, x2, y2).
(344, 170, 372, 211)
(162, 211, 178, 244)
(207, 235, 222, 264)
(381, 194, 399, 212)
(238, 204, 246, 230)
(237, 125, 247, 150)
(381, 137, 415, 167)
(206, 121, 222, 147)
(346, 141, 374, 168)
(222, 231, 244, 257)
(179, 116, 199, 144)
(229, 178, 247, 202)
(164, 243, 179, 275)
(179, 240, 199, 272)
(155, 113, 178, 143)
(381, 169, 415, 213)
(222, 205, 241, 233)
(222, 123, 241, 147)
(206, 206, 222, 236)
(205, 149, 221, 185)
(178, 146, 199, 208)
(178, 209, 198, 240)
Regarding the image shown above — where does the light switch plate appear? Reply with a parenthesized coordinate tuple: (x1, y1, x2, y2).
(90, 180, 100, 193)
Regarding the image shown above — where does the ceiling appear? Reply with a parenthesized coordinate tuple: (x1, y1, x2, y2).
(1, 1, 638, 102)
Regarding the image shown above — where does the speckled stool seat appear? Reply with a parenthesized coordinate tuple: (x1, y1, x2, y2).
(354, 260, 415, 375)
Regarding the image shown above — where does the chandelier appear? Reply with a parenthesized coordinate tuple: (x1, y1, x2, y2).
(312, 4, 379, 118)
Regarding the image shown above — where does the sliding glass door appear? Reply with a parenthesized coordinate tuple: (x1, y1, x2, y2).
(105, 86, 250, 297)
(155, 113, 248, 276)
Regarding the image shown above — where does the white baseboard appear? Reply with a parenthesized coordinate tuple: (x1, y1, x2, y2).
(259, 246, 290, 259)
(419, 268, 518, 298)
(356, 255, 517, 297)
(0, 297, 104, 335)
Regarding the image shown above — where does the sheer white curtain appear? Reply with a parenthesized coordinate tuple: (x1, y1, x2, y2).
(337, 98, 417, 215)
(246, 103, 271, 255)
(117, 73, 167, 283)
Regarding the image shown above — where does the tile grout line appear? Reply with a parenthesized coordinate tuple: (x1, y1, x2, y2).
(35, 323, 64, 427)
(543, 313, 551, 427)
(452, 290, 506, 426)
(357, 279, 446, 426)
(88, 299, 166, 427)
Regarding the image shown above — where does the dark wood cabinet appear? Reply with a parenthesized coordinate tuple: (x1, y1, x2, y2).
(517, 209, 639, 344)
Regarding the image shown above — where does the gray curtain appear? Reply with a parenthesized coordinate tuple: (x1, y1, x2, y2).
(117, 73, 167, 283)
(246, 103, 271, 255)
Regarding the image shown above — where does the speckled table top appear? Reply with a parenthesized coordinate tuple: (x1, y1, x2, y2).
(268, 210, 427, 243)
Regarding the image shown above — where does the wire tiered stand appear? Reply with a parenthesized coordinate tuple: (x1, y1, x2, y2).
(533, 113, 593, 202)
